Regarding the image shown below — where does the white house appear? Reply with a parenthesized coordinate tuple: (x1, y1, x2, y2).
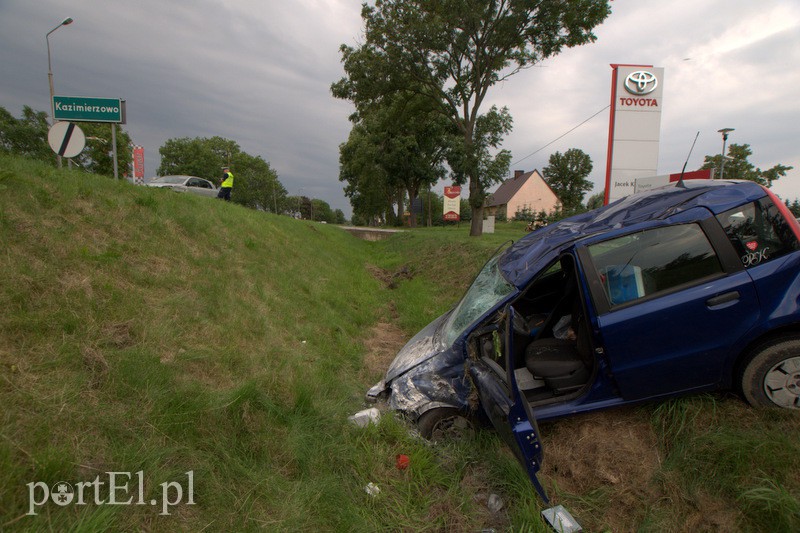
(484, 170, 560, 219)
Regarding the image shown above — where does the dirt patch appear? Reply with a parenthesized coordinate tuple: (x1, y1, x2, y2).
(678, 489, 743, 532)
(81, 346, 110, 389)
(366, 264, 414, 289)
(539, 408, 662, 529)
(361, 317, 407, 383)
(100, 321, 137, 349)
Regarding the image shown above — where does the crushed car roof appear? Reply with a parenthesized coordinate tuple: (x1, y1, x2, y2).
(499, 180, 767, 288)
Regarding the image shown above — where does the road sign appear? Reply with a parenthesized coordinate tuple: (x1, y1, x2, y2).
(48, 121, 85, 158)
(53, 95, 124, 123)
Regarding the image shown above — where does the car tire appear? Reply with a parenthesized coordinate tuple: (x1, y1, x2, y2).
(739, 338, 800, 409)
(417, 408, 474, 441)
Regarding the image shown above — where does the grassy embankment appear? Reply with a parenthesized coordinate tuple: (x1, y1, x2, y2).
(0, 154, 798, 531)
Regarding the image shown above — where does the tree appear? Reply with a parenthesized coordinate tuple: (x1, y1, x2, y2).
(310, 198, 336, 223)
(230, 153, 286, 213)
(333, 209, 346, 224)
(334, 62, 458, 228)
(158, 136, 237, 181)
(700, 143, 793, 187)
(158, 136, 286, 212)
(542, 148, 594, 211)
(336, 0, 611, 236)
(446, 106, 513, 217)
(586, 192, 604, 210)
(0, 105, 55, 163)
(288, 195, 318, 220)
(380, 96, 454, 228)
(338, 123, 401, 225)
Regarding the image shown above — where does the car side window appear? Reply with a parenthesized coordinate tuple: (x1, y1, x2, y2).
(715, 198, 799, 268)
(587, 224, 723, 307)
(187, 178, 199, 187)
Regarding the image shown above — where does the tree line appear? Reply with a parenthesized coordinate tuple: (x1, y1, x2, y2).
(0, 105, 345, 224)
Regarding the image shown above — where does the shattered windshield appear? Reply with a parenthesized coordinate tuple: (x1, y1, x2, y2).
(442, 251, 515, 346)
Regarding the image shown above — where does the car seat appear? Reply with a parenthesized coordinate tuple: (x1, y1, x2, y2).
(524, 303, 592, 395)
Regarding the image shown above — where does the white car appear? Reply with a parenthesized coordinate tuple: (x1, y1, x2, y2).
(146, 175, 218, 198)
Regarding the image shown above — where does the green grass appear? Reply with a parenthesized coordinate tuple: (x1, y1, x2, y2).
(1, 153, 798, 531)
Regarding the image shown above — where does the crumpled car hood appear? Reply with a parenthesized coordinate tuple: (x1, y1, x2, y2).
(385, 311, 450, 382)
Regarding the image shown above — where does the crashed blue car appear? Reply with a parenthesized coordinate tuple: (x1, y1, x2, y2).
(368, 179, 800, 502)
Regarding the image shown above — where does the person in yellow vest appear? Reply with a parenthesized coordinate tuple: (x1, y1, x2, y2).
(217, 166, 234, 201)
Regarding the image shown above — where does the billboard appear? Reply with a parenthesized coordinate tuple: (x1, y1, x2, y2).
(604, 65, 665, 204)
(443, 186, 461, 221)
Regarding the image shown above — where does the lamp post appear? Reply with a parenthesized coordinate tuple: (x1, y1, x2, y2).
(47, 16, 74, 168)
(717, 128, 734, 180)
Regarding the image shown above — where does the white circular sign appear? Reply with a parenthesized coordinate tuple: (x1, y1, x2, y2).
(47, 121, 86, 158)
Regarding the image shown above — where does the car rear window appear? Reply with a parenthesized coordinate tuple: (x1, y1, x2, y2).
(588, 224, 723, 307)
(715, 198, 799, 268)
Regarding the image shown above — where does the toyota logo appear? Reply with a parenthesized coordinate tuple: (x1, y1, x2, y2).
(624, 71, 658, 95)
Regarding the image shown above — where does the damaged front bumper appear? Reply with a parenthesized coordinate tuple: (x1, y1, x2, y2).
(366, 313, 472, 421)
(367, 333, 473, 422)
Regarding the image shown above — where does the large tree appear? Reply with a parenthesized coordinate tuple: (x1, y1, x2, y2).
(700, 143, 793, 187)
(158, 136, 286, 212)
(335, 89, 455, 227)
(338, 123, 402, 225)
(336, 0, 611, 235)
(542, 148, 593, 212)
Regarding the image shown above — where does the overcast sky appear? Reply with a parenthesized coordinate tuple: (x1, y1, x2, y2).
(1, 0, 799, 217)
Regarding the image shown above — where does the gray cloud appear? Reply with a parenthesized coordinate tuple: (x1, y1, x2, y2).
(1, 0, 798, 217)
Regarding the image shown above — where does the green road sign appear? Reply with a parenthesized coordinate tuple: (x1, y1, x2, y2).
(53, 96, 124, 123)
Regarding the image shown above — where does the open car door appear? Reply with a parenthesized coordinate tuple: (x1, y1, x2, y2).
(468, 306, 549, 503)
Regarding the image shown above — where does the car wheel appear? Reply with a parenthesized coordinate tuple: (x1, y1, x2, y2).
(739, 338, 800, 409)
(417, 408, 474, 441)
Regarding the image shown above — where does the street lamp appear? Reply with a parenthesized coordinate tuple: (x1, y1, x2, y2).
(717, 128, 734, 180)
(47, 16, 74, 168)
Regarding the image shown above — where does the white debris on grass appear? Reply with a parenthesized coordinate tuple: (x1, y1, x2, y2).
(487, 493, 504, 513)
(348, 407, 381, 428)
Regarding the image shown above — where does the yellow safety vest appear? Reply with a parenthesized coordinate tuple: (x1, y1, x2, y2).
(221, 171, 234, 188)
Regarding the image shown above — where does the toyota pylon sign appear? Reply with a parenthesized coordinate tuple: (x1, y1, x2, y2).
(604, 65, 665, 204)
(443, 186, 461, 221)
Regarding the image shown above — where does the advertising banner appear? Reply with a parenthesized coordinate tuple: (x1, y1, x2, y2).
(132, 146, 145, 179)
(443, 186, 461, 221)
